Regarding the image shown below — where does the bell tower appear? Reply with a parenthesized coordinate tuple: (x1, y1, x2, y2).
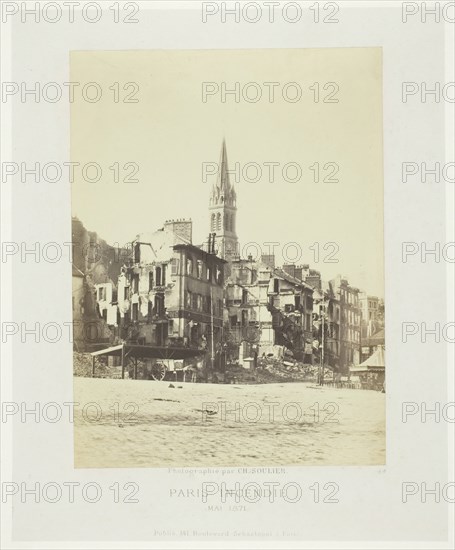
(209, 139, 238, 260)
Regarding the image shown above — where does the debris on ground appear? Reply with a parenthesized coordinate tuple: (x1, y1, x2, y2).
(73, 352, 320, 385)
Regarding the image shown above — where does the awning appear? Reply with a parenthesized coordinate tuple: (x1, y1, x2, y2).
(350, 346, 385, 373)
(90, 344, 123, 357)
(90, 343, 203, 360)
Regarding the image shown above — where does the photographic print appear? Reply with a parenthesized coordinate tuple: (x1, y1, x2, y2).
(70, 48, 385, 468)
(3, 1, 454, 547)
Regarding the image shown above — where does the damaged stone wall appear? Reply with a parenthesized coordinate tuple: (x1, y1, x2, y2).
(71, 217, 128, 350)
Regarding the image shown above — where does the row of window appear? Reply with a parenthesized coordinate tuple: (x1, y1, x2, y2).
(186, 257, 222, 284)
(344, 310, 360, 325)
(129, 295, 165, 321)
(284, 295, 313, 311)
(130, 253, 224, 286)
(127, 266, 167, 297)
(340, 289, 359, 305)
(123, 259, 223, 301)
(185, 291, 223, 316)
(346, 329, 360, 343)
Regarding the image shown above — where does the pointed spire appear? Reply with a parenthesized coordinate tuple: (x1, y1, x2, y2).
(208, 138, 239, 259)
(210, 138, 236, 208)
(216, 138, 230, 191)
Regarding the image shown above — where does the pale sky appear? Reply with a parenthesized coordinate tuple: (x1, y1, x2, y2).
(71, 48, 384, 296)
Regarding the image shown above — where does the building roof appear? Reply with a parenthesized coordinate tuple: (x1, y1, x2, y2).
(274, 268, 314, 291)
(363, 328, 385, 347)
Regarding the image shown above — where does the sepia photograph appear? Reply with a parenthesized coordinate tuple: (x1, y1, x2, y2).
(2, 1, 454, 547)
(71, 48, 385, 468)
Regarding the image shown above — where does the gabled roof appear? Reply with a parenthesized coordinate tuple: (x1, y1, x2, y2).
(351, 346, 385, 372)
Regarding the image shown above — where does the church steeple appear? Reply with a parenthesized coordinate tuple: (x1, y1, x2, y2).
(209, 139, 238, 260)
(210, 138, 236, 208)
(217, 139, 231, 191)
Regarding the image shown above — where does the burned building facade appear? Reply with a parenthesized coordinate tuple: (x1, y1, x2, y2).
(311, 273, 361, 373)
(332, 275, 361, 368)
(95, 220, 226, 351)
(71, 216, 125, 351)
(225, 258, 314, 362)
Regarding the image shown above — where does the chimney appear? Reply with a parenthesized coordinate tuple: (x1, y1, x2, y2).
(283, 264, 296, 278)
(207, 233, 216, 254)
(261, 254, 275, 269)
(164, 219, 192, 244)
(299, 264, 310, 281)
(294, 267, 303, 281)
(305, 270, 322, 290)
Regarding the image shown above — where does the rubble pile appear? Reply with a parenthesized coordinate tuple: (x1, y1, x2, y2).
(73, 353, 320, 384)
(261, 359, 318, 382)
(223, 360, 318, 385)
(73, 352, 113, 378)
(222, 365, 285, 385)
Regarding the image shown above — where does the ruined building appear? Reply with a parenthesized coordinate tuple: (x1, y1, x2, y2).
(71, 216, 125, 351)
(74, 139, 367, 375)
(95, 219, 226, 351)
(225, 257, 314, 363)
(81, 140, 235, 355)
(311, 272, 361, 373)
